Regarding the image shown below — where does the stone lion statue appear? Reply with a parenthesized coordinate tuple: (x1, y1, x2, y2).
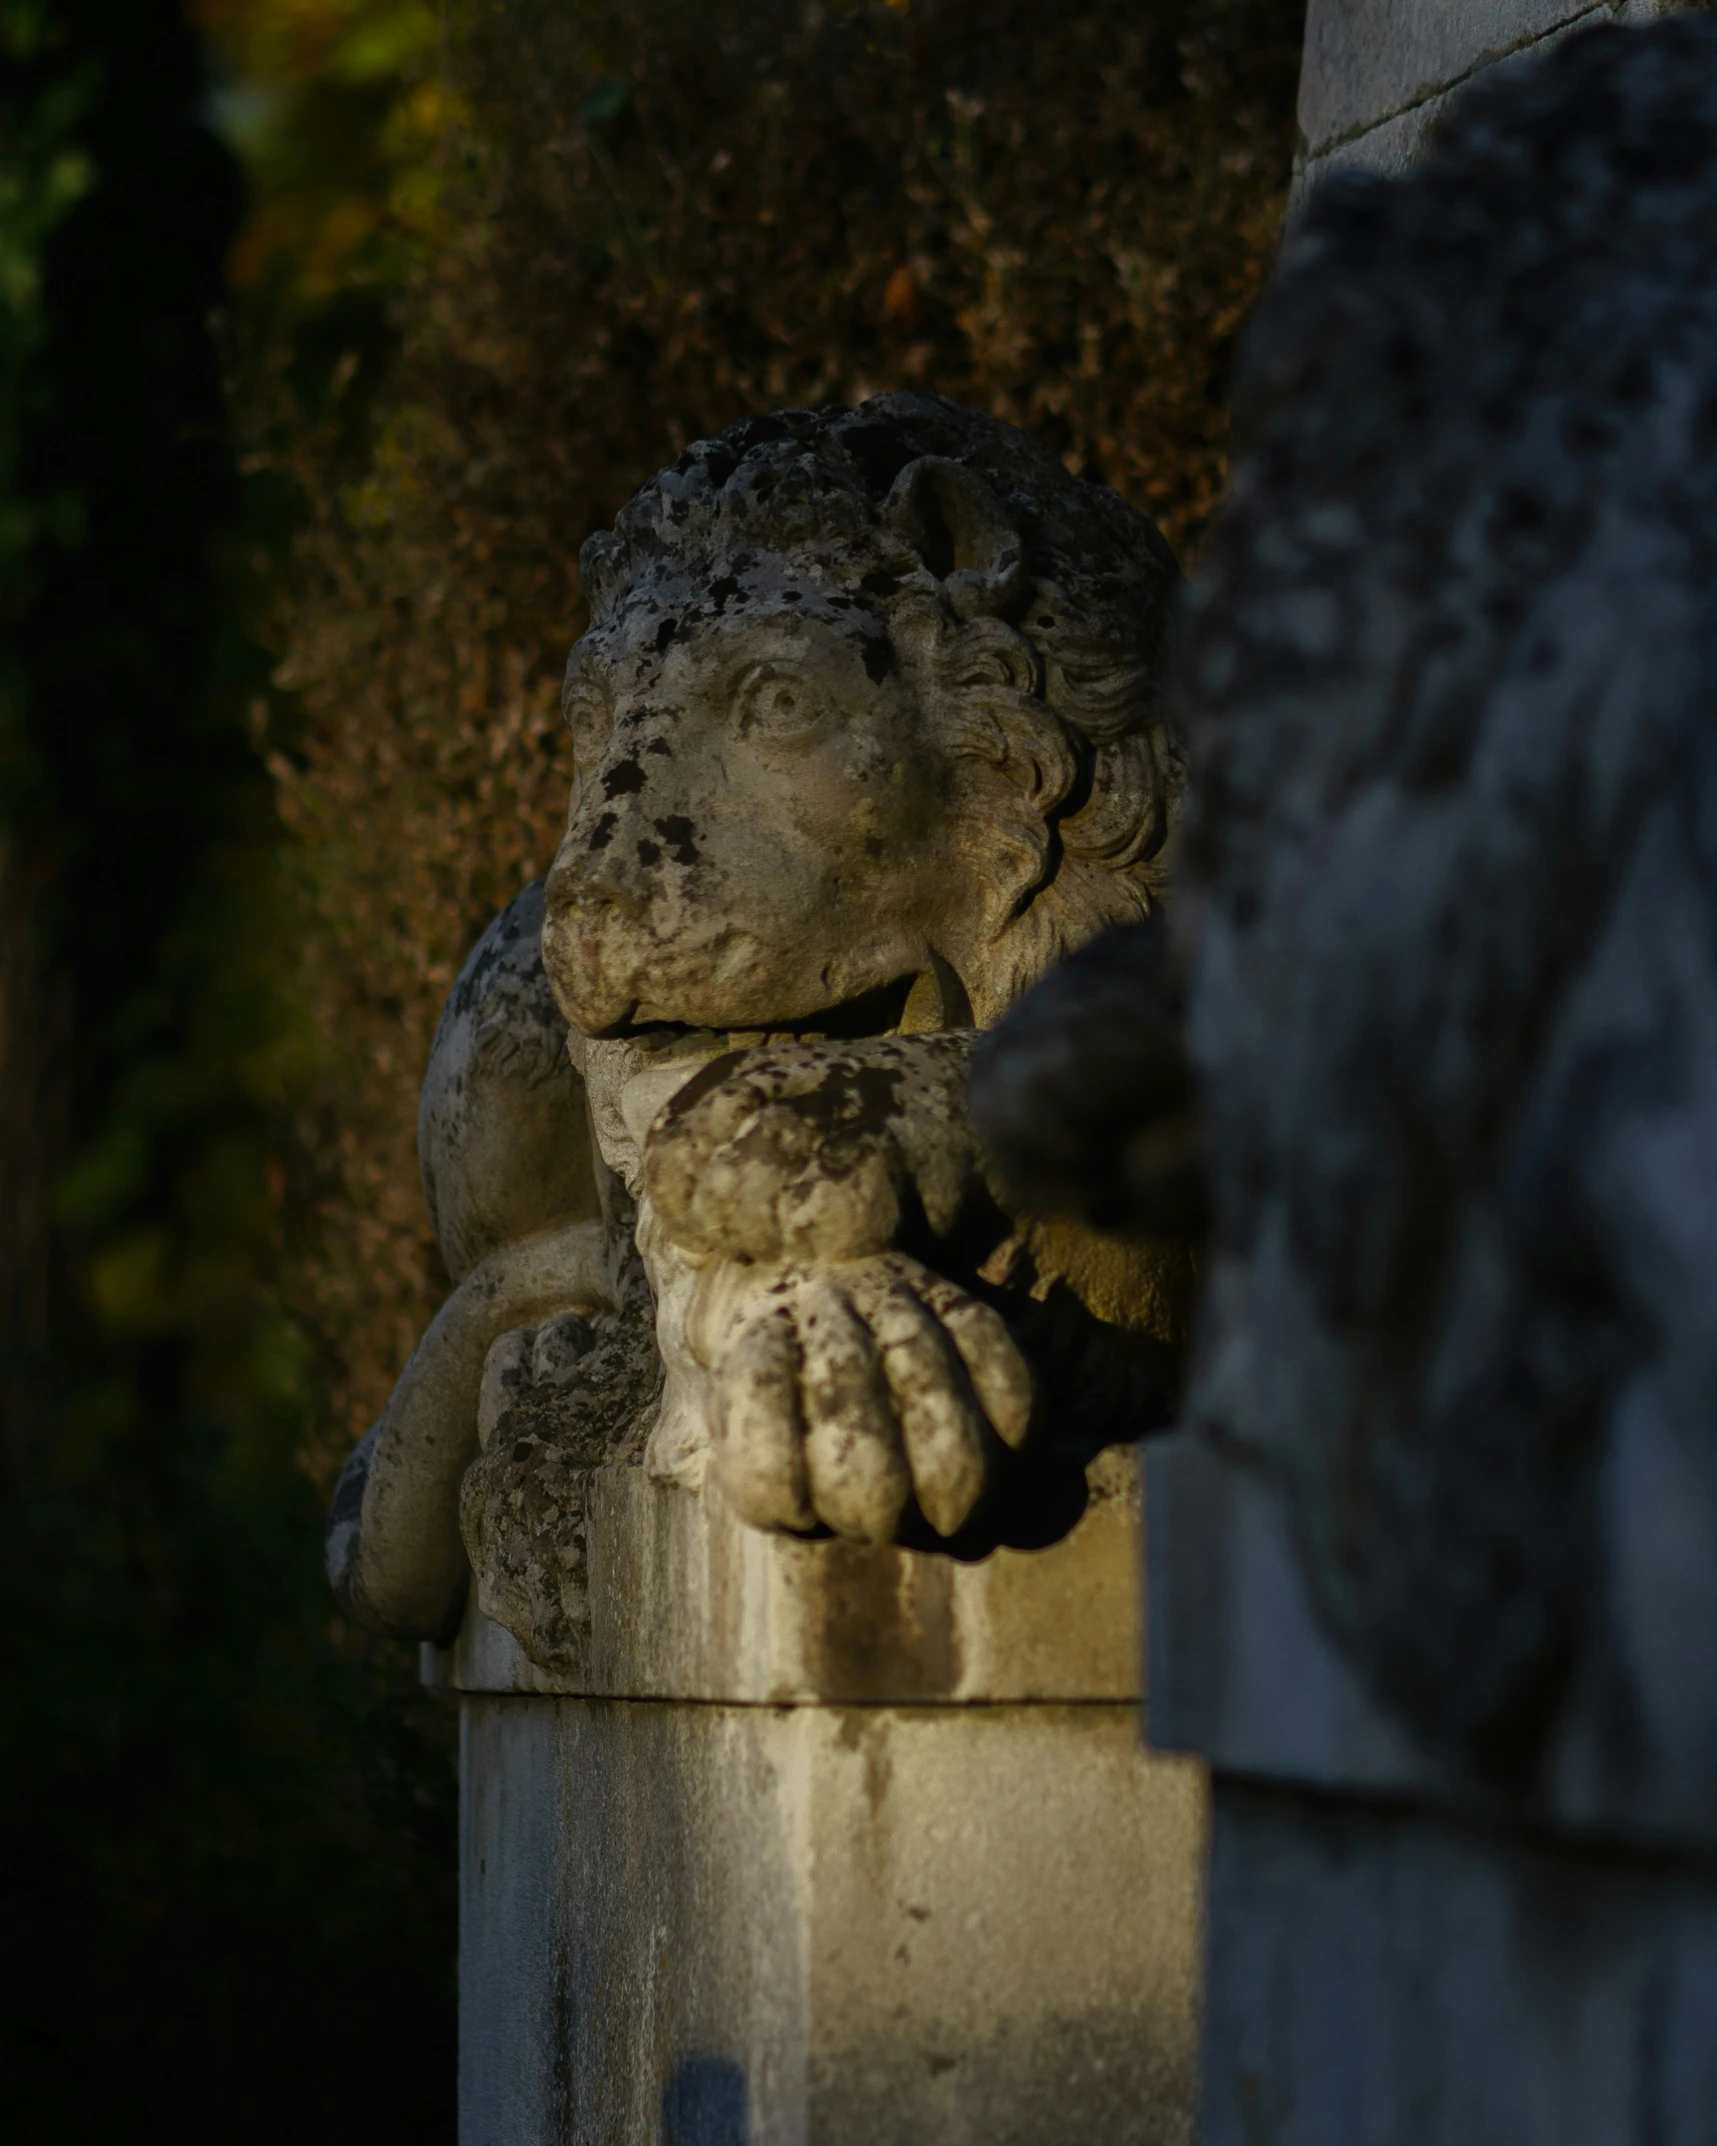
(329, 390, 1191, 1657)
(980, 20, 1717, 1805)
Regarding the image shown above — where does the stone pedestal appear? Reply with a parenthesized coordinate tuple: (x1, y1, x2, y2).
(1148, 1432, 1717, 2146)
(1147, 14, 1717, 2138)
(432, 1451, 1208, 2145)
(1198, 1782, 1717, 2146)
(1292, 0, 1678, 207)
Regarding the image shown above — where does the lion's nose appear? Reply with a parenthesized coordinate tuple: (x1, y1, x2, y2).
(554, 872, 643, 923)
(546, 841, 645, 924)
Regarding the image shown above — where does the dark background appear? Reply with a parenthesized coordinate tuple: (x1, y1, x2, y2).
(0, 7, 455, 2141)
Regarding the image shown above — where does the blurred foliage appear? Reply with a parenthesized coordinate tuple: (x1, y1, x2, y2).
(195, 0, 452, 311)
(0, 7, 92, 635)
(244, 0, 1308, 1485)
(0, 4, 453, 2139)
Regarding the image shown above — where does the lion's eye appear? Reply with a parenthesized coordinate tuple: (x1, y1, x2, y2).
(734, 663, 829, 741)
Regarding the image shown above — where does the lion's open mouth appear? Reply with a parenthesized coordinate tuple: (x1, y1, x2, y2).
(597, 971, 919, 1050)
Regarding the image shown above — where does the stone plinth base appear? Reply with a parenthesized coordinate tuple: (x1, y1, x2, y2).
(1292, 0, 1679, 211)
(1201, 1778, 1717, 2146)
(439, 1450, 1208, 2144)
(1148, 1425, 1717, 2143)
(462, 1696, 1204, 2146)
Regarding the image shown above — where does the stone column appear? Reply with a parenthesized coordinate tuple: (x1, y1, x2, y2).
(432, 1450, 1207, 2145)
(1293, 0, 1678, 204)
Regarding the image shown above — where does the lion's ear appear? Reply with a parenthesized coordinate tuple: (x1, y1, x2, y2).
(885, 457, 1027, 621)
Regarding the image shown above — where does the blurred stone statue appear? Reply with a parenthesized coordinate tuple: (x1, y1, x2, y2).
(327, 391, 1194, 1660)
(979, 18, 1717, 2142)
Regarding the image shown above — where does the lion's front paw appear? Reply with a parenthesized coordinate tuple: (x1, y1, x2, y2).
(689, 1250, 1033, 1543)
(643, 1034, 980, 1267)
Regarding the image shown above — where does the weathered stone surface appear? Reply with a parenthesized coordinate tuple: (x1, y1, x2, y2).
(1081, 21, 1717, 2143)
(441, 1430, 1197, 2144)
(1145, 1434, 1431, 1802)
(970, 914, 1203, 1243)
(958, 19, 1717, 2146)
(1150, 1429, 1717, 1856)
(1301, 0, 1613, 153)
(321, 397, 1216, 2146)
(325, 883, 624, 1643)
(1200, 1780, 1717, 2146)
(1294, 0, 1679, 202)
(965, 16, 1717, 1858)
(460, 1694, 1207, 2146)
(430, 1443, 1145, 1704)
(1165, 17, 1717, 1839)
(541, 392, 1189, 1560)
(417, 880, 603, 1282)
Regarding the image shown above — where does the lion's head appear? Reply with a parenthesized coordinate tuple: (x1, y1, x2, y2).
(542, 393, 1183, 1046)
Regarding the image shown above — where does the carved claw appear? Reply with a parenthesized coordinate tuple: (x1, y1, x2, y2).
(797, 1275, 915, 1543)
(694, 1251, 1034, 1544)
(710, 1302, 817, 1533)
